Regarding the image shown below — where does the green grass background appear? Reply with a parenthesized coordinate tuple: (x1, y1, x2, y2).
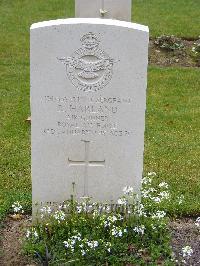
(0, 0, 200, 220)
(134, 0, 200, 38)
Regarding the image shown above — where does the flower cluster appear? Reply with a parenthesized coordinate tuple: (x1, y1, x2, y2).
(133, 225, 145, 235)
(23, 171, 188, 265)
(40, 206, 52, 218)
(26, 228, 39, 239)
(64, 235, 102, 257)
(141, 175, 153, 185)
(101, 214, 119, 228)
(134, 203, 147, 217)
(53, 210, 65, 223)
(182, 245, 193, 258)
(111, 226, 127, 237)
(123, 185, 134, 195)
(64, 233, 82, 252)
(117, 197, 127, 205)
(141, 172, 172, 205)
(158, 182, 169, 189)
(152, 210, 166, 219)
(12, 201, 24, 214)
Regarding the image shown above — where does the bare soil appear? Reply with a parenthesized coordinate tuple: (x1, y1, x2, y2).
(0, 216, 200, 266)
(0, 216, 37, 266)
(170, 218, 200, 265)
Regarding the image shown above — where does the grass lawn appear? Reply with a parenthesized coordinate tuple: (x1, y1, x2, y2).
(145, 67, 200, 216)
(0, 0, 200, 220)
(134, 0, 200, 38)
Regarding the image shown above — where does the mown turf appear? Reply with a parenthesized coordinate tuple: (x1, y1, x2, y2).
(145, 67, 200, 216)
(133, 0, 200, 38)
(0, 0, 199, 220)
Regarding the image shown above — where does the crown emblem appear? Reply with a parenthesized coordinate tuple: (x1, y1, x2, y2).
(80, 32, 100, 49)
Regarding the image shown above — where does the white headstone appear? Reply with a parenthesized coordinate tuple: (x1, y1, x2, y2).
(75, 0, 132, 22)
(30, 18, 149, 213)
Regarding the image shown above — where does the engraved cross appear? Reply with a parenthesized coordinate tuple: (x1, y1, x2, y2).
(68, 140, 105, 196)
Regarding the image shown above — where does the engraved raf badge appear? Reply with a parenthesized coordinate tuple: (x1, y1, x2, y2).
(58, 32, 114, 92)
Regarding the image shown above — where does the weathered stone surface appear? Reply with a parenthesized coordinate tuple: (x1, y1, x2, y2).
(75, 0, 132, 22)
(30, 18, 149, 212)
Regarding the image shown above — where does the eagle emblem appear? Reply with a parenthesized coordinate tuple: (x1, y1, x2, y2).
(58, 32, 114, 92)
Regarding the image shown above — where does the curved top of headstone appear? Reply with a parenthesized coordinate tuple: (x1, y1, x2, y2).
(30, 18, 149, 33)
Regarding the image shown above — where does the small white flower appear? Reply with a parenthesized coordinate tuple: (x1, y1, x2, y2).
(117, 198, 127, 205)
(76, 206, 83, 213)
(59, 204, 67, 210)
(105, 205, 111, 213)
(105, 242, 111, 252)
(133, 225, 145, 235)
(195, 217, 200, 227)
(87, 240, 99, 249)
(123, 186, 134, 195)
(26, 230, 31, 238)
(182, 246, 193, 258)
(147, 172, 156, 177)
(158, 182, 169, 189)
(12, 201, 24, 214)
(111, 227, 123, 237)
(104, 221, 111, 228)
(81, 249, 86, 256)
(141, 176, 152, 185)
(192, 47, 196, 52)
(142, 188, 156, 198)
(64, 241, 69, 248)
(72, 234, 81, 241)
(141, 189, 150, 198)
(135, 203, 147, 217)
(109, 215, 118, 222)
(40, 206, 52, 218)
(153, 196, 161, 203)
(33, 230, 38, 238)
(159, 191, 170, 200)
(47, 206, 52, 213)
(177, 195, 184, 205)
(152, 210, 166, 219)
(93, 241, 98, 248)
(53, 210, 65, 223)
(92, 209, 99, 217)
(71, 239, 76, 246)
(151, 224, 156, 230)
(118, 230, 123, 237)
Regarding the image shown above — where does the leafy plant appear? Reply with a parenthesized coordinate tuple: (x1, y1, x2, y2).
(154, 35, 185, 51)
